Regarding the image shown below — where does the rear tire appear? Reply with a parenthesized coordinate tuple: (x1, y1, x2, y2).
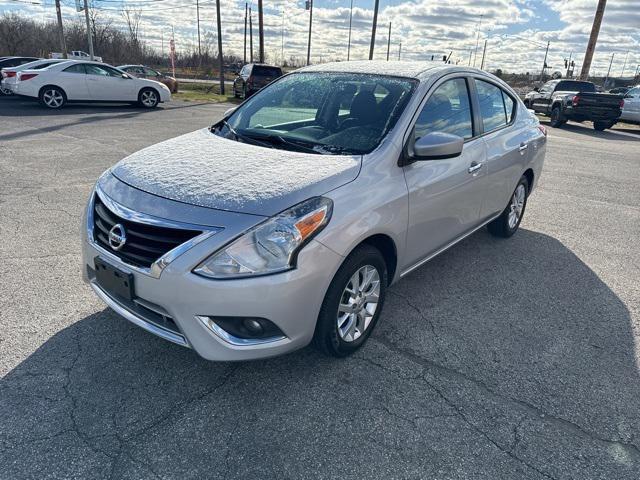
(488, 176, 529, 238)
(38, 86, 66, 109)
(138, 88, 159, 108)
(0, 85, 13, 96)
(549, 106, 565, 128)
(313, 245, 388, 357)
(593, 121, 612, 131)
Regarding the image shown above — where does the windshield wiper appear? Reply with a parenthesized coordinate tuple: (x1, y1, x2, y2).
(240, 132, 322, 154)
(218, 121, 275, 149)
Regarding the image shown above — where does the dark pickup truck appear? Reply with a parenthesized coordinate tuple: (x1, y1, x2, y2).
(524, 80, 623, 131)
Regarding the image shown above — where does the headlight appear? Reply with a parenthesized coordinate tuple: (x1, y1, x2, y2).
(193, 197, 333, 279)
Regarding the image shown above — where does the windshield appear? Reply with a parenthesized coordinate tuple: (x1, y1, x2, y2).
(213, 72, 416, 155)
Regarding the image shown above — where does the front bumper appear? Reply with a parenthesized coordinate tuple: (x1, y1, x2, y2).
(81, 192, 343, 361)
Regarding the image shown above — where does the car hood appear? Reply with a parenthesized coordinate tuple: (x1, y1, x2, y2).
(110, 128, 361, 216)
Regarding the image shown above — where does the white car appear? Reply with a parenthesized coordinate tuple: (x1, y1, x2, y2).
(620, 86, 640, 124)
(51, 50, 103, 62)
(1, 59, 66, 95)
(14, 60, 171, 109)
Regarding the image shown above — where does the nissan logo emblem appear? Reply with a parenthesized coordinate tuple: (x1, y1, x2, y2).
(108, 223, 127, 251)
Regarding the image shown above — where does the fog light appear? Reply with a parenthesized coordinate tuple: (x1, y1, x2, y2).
(243, 318, 264, 336)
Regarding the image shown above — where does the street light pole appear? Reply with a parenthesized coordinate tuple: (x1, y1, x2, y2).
(249, 7, 253, 63)
(480, 38, 487, 70)
(540, 40, 550, 80)
(258, 0, 265, 63)
(196, 0, 201, 57)
(473, 14, 483, 68)
(243, 3, 247, 64)
(386, 22, 391, 61)
(306, 0, 313, 65)
(369, 0, 379, 60)
(604, 52, 614, 88)
(620, 50, 629, 77)
(216, 0, 224, 95)
(347, 0, 354, 61)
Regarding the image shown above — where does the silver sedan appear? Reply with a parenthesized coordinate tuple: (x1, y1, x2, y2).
(81, 61, 547, 361)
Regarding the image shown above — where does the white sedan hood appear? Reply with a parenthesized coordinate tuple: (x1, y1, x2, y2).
(111, 128, 361, 216)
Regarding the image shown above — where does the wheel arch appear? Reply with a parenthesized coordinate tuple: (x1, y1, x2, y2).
(138, 85, 160, 99)
(352, 233, 398, 284)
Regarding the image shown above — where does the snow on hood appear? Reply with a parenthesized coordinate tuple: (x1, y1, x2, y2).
(111, 128, 361, 216)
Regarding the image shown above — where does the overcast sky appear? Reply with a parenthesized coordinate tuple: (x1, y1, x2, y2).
(3, 0, 639, 76)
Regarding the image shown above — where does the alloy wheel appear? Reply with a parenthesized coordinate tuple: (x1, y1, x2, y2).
(141, 90, 158, 107)
(336, 265, 380, 342)
(508, 184, 526, 229)
(43, 89, 63, 108)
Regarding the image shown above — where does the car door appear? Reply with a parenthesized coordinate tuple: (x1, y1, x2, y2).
(622, 87, 640, 122)
(85, 64, 135, 101)
(474, 78, 531, 219)
(57, 63, 91, 100)
(402, 76, 488, 270)
(531, 81, 555, 112)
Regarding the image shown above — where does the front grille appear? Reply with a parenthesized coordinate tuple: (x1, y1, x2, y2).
(93, 195, 201, 268)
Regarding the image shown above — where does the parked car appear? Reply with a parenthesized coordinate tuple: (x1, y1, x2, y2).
(233, 63, 283, 98)
(51, 50, 103, 62)
(0, 56, 40, 94)
(525, 79, 623, 130)
(1, 58, 67, 95)
(81, 61, 546, 361)
(619, 85, 640, 124)
(13, 60, 171, 109)
(117, 65, 179, 93)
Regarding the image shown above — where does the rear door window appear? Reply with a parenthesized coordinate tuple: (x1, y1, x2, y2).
(475, 79, 507, 132)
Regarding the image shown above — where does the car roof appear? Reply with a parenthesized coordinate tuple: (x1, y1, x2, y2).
(300, 61, 486, 80)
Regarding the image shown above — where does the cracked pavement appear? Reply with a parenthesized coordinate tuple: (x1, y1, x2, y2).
(1, 96, 639, 479)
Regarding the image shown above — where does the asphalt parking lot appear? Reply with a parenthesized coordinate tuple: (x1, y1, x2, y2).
(1, 96, 639, 479)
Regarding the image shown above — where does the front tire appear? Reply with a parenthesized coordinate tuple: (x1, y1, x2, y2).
(488, 176, 529, 238)
(39, 86, 66, 109)
(313, 245, 388, 357)
(138, 88, 159, 108)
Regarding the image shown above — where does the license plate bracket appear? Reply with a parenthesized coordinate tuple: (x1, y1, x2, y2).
(95, 257, 134, 301)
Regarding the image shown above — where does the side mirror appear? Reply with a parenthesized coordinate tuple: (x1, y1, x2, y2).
(224, 106, 237, 118)
(121, 73, 130, 79)
(533, 87, 540, 92)
(411, 132, 464, 161)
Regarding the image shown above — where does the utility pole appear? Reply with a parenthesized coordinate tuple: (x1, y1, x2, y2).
(580, 0, 607, 80)
(258, 0, 264, 63)
(281, 6, 285, 65)
(196, 0, 201, 57)
(473, 14, 483, 67)
(82, 0, 94, 60)
(604, 52, 614, 88)
(216, 0, 224, 94)
(386, 22, 391, 61)
(540, 40, 550, 80)
(480, 39, 487, 70)
(369, 0, 379, 60)
(398, 42, 401, 60)
(249, 7, 254, 63)
(243, 3, 247, 64)
(54, 0, 67, 59)
(565, 51, 573, 77)
(347, 0, 354, 61)
(306, 0, 313, 65)
(620, 50, 629, 77)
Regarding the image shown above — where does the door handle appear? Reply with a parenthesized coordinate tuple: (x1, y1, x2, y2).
(519, 143, 529, 153)
(468, 162, 483, 174)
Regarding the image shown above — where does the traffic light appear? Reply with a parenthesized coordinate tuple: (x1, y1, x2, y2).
(431, 55, 434, 61)
(564, 59, 568, 68)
